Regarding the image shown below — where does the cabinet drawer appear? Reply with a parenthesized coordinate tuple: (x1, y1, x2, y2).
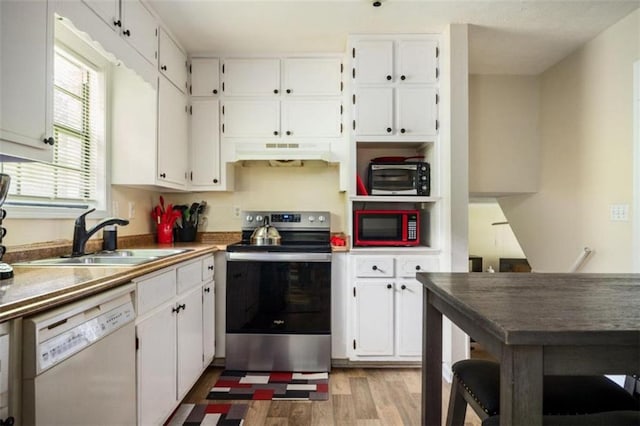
(202, 254, 215, 281)
(177, 258, 202, 293)
(355, 257, 394, 278)
(136, 269, 176, 316)
(397, 256, 439, 277)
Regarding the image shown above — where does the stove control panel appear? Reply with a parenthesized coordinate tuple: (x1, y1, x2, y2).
(242, 211, 330, 230)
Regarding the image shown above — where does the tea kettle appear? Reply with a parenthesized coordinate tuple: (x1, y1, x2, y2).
(250, 216, 281, 246)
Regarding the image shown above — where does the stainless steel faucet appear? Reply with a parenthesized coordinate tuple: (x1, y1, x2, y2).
(71, 208, 129, 257)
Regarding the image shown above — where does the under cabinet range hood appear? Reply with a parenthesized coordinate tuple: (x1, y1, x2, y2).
(229, 141, 334, 163)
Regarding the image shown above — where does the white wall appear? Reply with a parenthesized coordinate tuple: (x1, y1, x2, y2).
(166, 162, 347, 232)
(500, 9, 640, 272)
(469, 75, 540, 196)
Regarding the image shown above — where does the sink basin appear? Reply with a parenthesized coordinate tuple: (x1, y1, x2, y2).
(14, 248, 193, 267)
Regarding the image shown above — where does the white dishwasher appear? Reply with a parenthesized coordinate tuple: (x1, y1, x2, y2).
(22, 283, 136, 426)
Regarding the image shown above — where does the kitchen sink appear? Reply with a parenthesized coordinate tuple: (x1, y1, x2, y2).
(14, 248, 193, 267)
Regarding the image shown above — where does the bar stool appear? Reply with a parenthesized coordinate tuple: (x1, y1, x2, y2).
(447, 360, 640, 426)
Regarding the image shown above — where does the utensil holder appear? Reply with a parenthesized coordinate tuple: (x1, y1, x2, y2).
(157, 223, 173, 244)
(174, 224, 197, 242)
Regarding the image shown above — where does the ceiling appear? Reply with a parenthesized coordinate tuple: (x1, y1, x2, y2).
(146, 0, 639, 75)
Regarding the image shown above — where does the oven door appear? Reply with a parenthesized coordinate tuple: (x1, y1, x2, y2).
(226, 252, 331, 335)
(369, 164, 418, 195)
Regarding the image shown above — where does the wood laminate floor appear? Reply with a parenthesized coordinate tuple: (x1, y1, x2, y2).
(181, 367, 483, 425)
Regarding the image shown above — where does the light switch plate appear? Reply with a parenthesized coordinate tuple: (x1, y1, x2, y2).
(609, 204, 629, 221)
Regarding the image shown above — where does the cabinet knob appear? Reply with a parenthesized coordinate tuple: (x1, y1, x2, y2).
(286, 89, 292, 94)
(400, 128, 406, 134)
(161, 65, 167, 71)
(273, 89, 279, 94)
(43, 137, 55, 146)
(113, 19, 122, 27)
(123, 29, 131, 37)
(372, 265, 378, 271)
(386, 75, 392, 81)
(387, 284, 392, 289)
(204, 287, 211, 293)
(159, 173, 166, 178)
(401, 284, 407, 290)
(213, 89, 218, 94)
(401, 75, 406, 81)
(415, 265, 421, 271)
(273, 131, 279, 136)
(172, 306, 181, 313)
(208, 265, 214, 270)
(286, 131, 292, 136)
(213, 178, 219, 184)
(180, 303, 186, 310)
(386, 127, 392, 133)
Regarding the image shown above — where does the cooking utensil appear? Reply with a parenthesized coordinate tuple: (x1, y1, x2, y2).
(0, 174, 10, 207)
(250, 216, 281, 246)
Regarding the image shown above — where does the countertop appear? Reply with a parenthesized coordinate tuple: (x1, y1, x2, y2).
(0, 243, 219, 323)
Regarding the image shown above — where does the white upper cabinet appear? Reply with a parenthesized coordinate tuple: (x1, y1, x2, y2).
(120, 0, 158, 65)
(353, 40, 394, 84)
(397, 39, 439, 84)
(81, 0, 119, 29)
(157, 76, 188, 187)
(0, 0, 54, 162)
(396, 86, 438, 136)
(283, 58, 342, 96)
(221, 100, 280, 138)
(222, 58, 280, 96)
(190, 99, 222, 188)
(159, 28, 187, 93)
(281, 100, 342, 138)
(190, 57, 220, 96)
(354, 87, 394, 137)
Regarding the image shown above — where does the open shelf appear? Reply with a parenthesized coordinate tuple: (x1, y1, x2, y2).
(350, 195, 440, 203)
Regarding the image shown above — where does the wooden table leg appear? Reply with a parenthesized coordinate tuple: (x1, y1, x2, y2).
(423, 290, 443, 426)
(500, 345, 543, 426)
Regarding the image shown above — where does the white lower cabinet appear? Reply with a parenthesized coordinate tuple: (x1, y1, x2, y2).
(350, 253, 437, 361)
(135, 254, 215, 425)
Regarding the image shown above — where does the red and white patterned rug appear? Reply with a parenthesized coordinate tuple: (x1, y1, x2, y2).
(165, 403, 248, 426)
(207, 370, 329, 401)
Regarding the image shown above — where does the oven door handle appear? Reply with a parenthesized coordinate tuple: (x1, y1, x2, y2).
(226, 252, 332, 262)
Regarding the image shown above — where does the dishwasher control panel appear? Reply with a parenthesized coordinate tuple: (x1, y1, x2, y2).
(22, 284, 136, 377)
(38, 301, 134, 372)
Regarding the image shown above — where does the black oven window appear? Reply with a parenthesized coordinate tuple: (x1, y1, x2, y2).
(360, 216, 401, 240)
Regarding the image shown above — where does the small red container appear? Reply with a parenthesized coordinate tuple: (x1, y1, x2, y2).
(157, 222, 173, 244)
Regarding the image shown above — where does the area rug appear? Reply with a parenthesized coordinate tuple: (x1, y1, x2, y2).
(165, 403, 248, 426)
(207, 370, 329, 401)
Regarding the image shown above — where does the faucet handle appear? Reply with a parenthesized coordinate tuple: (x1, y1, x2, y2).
(75, 208, 96, 225)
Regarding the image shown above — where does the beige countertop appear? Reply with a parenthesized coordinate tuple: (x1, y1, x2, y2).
(0, 243, 219, 323)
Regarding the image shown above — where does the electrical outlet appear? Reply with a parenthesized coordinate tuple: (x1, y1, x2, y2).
(128, 202, 136, 219)
(610, 204, 629, 221)
(233, 206, 241, 218)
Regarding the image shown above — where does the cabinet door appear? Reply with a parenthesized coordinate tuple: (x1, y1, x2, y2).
(191, 57, 220, 96)
(397, 86, 438, 137)
(202, 281, 215, 367)
(397, 280, 422, 357)
(222, 58, 280, 96)
(221, 100, 280, 137)
(0, 0, 53, 162)
(283, 58, 342, 96)
(137, 305, 177, 426)
(190, 99, 221, 187)
(353, 281, 394, 356)
(354, 256, 395, 278)
(120, 0, 157, 65)
(282, 100, 342, 138)
(81, 0, 119, 29)
(0, 333, 8, 419)
(176, 287, 204, 399)
(354, 87, 393, 137)
(397, 255, 439, 277)
(353, 40, 393, 84)
(158, 76, 187, 187)
(159, 28, 187, 93)
(397, 39, 439, 84)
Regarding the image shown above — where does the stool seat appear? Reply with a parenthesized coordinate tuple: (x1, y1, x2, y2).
(482, 411, 640, 426)
(447, 360, 640, 426)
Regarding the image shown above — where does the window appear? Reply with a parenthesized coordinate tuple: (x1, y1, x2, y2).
(1, 43, 107, 216)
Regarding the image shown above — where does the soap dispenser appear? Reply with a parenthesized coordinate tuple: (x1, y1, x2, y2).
(102, 225, 118, 251)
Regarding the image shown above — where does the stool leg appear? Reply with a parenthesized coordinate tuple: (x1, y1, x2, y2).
(446, 380, 468, 426)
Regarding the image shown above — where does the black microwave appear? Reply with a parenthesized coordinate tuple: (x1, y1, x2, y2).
(368, 162, 430, 196)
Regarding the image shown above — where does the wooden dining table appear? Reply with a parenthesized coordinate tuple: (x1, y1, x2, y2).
(417, 272, 640, 426)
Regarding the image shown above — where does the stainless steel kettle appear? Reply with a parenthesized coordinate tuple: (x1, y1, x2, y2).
(250, 216, 281, 246)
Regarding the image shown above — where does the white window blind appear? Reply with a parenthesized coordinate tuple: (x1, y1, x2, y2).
(2, 46, 106, 210)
